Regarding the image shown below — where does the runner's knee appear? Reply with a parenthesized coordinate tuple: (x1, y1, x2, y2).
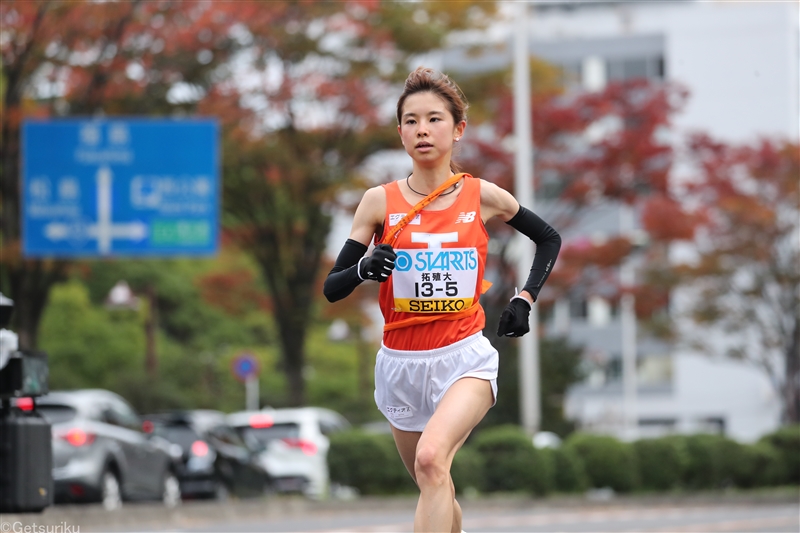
(415, 444, 449, 487)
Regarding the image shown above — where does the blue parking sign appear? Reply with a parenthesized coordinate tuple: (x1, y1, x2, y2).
(22, 118, 219, 257)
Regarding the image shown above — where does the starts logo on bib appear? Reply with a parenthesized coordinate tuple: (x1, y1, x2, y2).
(386, 406, 413, 419)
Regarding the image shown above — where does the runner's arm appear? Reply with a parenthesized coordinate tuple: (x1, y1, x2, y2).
(480, 180, 561, 303)
(323, 187, 386, 302)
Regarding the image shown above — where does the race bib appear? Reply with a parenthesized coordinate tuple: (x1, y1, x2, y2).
(392, 248, 478, 313)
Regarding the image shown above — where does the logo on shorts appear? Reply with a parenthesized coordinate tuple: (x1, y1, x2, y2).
(386, 406, 413, 419)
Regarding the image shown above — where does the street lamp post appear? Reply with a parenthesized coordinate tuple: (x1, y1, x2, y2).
(513, 1, 541, 436)
(620, 204, 639, 441)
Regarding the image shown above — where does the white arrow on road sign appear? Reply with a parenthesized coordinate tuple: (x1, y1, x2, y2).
(42, 166, 148, 255)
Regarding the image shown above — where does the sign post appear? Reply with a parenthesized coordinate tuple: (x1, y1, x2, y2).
(231, 353, 260, 411)
(22, 119, 219, 258)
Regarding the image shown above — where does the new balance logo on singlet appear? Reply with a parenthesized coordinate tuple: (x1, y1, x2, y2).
(455, 211, 476, 224)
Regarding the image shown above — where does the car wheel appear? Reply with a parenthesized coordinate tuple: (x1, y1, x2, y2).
(162, 472, 181, 508)
(101, 470, 122, 511)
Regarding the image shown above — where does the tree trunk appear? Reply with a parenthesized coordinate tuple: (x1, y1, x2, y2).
(259, 248, 322, 407)
(144, 285, 158, 378)
(273, 299, 308, 407)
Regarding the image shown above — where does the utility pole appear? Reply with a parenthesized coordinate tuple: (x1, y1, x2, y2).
(513, 1, 540, 436)
(620, 204, 638, 441)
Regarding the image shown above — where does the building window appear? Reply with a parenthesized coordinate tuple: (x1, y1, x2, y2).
(570, 297, 588, 319)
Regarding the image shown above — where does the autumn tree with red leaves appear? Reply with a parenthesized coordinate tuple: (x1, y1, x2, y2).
(0, 0, 498, 406)
(678, 136, 800, 423)
(459, 75, 693, 325)
(1, 0, 265, 348)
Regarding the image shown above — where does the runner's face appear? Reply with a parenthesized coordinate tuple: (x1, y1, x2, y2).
(397, 92, 464, 165)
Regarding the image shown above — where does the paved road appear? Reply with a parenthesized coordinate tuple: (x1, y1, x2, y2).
(171, 501, 800, 533)
(4, 494, 798, 533)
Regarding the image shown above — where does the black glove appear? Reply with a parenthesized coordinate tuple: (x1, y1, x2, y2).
(359, 244, 396, 282)
(496, 297, 532, 337)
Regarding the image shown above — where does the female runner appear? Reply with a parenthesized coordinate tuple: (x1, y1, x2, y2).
(324, 67, 561, 533)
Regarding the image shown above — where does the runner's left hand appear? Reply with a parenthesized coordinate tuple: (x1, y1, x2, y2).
(496, 297, 531, 337)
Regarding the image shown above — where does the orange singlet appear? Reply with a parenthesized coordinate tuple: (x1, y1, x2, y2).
(378, 176, 489, 351)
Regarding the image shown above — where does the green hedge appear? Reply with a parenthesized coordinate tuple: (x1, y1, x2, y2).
(472, 424, 554, 495)
(678, 434, 742, 489)
(327, 430, 416, 495)
(564, 433, 639, 492)
(633, 437, 688, 491)
(451, 444, 485, 494)
(759, 424, 800, 485)
(328, 426, 798, 496)
(732, 442, 785, 488)
(544, 446, 588, 493)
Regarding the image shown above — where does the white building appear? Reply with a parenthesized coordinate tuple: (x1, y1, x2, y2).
(439, 0, 797, 442)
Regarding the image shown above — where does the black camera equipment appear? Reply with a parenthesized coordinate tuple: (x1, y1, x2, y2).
(0, 294, 53, 513)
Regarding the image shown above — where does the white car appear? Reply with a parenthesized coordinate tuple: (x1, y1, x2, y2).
(227, 407, 350, 499)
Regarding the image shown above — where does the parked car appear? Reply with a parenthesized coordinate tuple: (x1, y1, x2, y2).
(35, 389, 181, 510)
(143, 410, 269, 500)
(227, 407, 350, 499)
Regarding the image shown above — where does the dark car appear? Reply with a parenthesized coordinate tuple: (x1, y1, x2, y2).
(36, 389, 181, 510)
(144, 410, 269, 500)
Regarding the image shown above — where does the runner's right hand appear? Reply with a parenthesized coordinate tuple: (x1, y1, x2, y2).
(359, 244, 396, 282)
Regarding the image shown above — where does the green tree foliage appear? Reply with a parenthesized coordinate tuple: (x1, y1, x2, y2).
(40, 281, 144, 391)
(38, 255, 274, 413)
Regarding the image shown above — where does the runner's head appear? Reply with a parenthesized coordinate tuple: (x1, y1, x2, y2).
(396, 67, 468, 128)
(396, 67, 468, 171)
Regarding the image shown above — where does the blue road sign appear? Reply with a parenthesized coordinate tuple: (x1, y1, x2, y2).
(22, 118, 219, 257)
(231, 353, 260, 383)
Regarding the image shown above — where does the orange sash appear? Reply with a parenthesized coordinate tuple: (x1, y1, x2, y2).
(379, 173, 467, 246)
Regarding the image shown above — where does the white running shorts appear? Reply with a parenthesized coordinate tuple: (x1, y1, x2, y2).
(374, 332, 499, 432)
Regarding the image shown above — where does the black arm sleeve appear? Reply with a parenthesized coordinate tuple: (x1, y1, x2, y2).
(323, 239, 369, 303)
(506, 206, 562, 302)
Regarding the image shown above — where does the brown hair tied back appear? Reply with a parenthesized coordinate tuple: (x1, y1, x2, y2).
(396, 67, 469, 126)
(396, 67, 469, 173)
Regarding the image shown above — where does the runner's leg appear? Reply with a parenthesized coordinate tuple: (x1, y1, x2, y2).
(392, 426, 467, 533)
(412, 377, 493, 533)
